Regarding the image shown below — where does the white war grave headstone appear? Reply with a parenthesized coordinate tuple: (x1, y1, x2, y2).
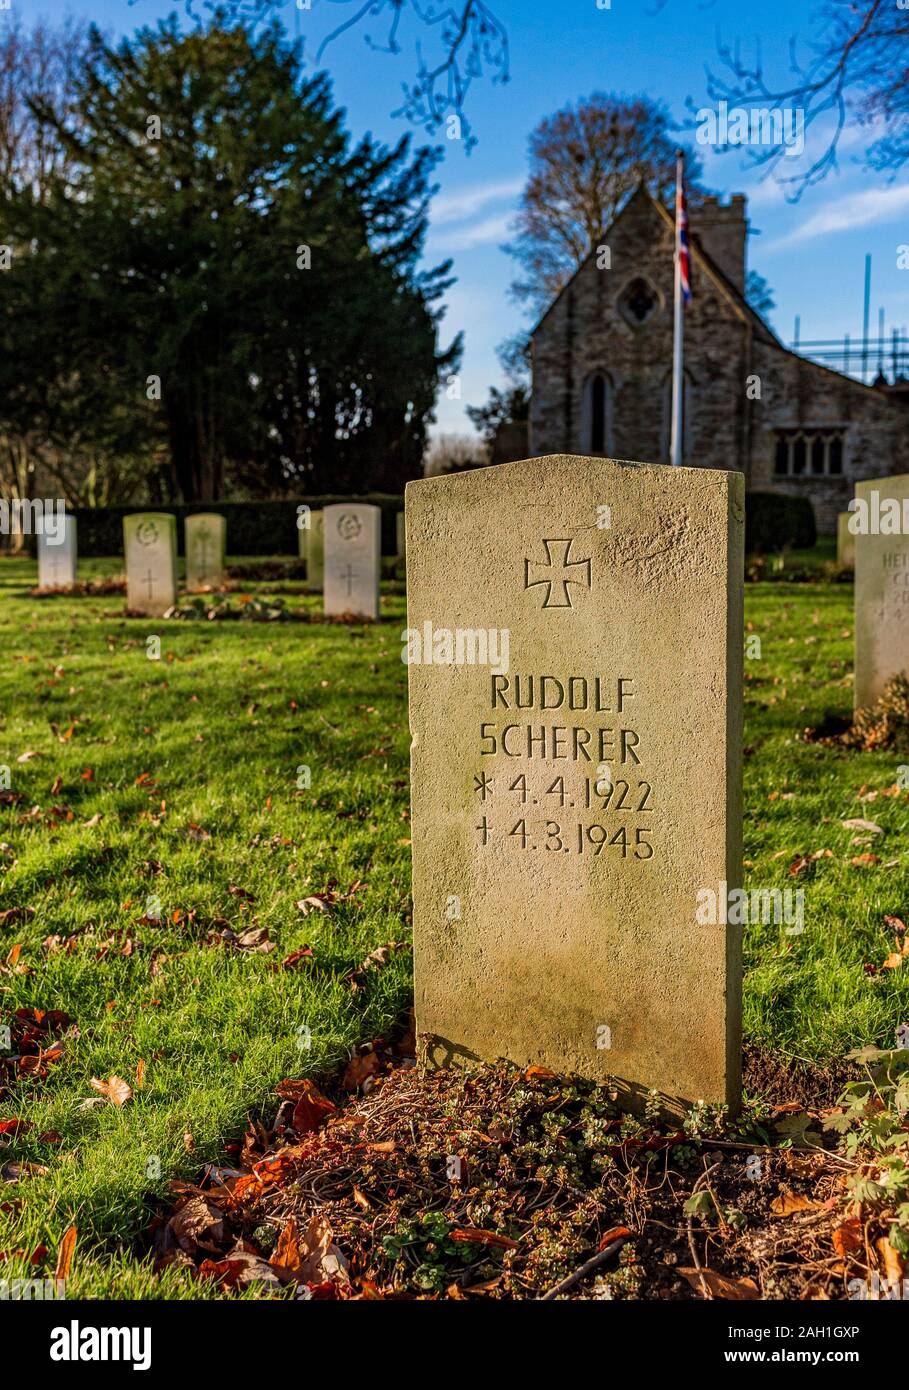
(185, 513, 226, 591)
(323, 503, 381, 621)
(123, 513, 178, 618)
(305, 509, 325, 591)
(853, 476, 909, 711)
(37, 513, 77, 589)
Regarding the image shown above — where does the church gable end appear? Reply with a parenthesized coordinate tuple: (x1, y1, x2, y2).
(529, 188, 909, 532)
(531, 188, 748, 470)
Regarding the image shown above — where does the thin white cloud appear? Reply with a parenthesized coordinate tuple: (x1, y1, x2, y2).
(431, 212, 513, 251)
(767, 183, 909, 250)
(739, 175, 789, 210)
(431, 177, 523, 226)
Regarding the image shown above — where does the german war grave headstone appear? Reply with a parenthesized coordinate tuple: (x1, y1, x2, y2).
(405, 454, 744, 1111)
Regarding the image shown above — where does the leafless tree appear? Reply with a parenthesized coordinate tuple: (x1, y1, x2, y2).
(699, 0, 909, 193)
(423, 431, 485, 474)
(0, 15, 89, 198)
(0, 18, 94, 539)
(130, 0, 509, 150)
(503, 93, 707, 315)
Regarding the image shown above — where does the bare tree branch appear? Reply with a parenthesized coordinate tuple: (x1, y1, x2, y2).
(690, 0, 909, 196)
(126, 0, 509, 150)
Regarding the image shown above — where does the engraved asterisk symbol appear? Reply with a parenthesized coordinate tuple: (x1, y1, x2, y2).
(473, 773, 493, 801)
(524, 539, 592, 609)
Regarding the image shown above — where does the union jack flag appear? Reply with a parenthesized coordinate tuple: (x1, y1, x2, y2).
(676, 169, 691, 304)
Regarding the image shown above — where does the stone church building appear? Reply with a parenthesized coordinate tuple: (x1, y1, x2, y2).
(529, 186, 909, 533)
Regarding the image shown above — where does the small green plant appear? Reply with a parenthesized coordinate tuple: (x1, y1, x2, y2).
(682, 1099, 728, 1140)
(382, 1212, 477, 1292)
(682, 1189, 746, 1231)
(825, 1045, 909, 1253)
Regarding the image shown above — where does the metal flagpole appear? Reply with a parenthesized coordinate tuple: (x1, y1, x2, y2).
(670, 149, 685, 468)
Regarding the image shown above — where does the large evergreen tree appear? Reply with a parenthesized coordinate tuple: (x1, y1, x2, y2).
(0, 17, 458, 501)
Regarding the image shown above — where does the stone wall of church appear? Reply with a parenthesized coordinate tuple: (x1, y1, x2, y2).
(749, 345, 909, 535)
(530, 191, 752, 473)
(530, 190, 909, 537)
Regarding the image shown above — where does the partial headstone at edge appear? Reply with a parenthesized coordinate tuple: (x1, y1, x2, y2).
(854, 475, 909, 712)
(837, 511, 855, 570)
(306, 510, 324, 592)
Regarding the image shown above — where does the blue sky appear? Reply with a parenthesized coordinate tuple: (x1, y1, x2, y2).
(29, 0, 909, 434)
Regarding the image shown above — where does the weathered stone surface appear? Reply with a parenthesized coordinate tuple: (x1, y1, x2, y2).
(837, 512, 856, 569)
(37, 514, 76, 588)
(306, 510, 324, 591)
(854, 475, 909, 711)
(123, 513, 178, 617)
(323, 504, 380, 620)
(406, 454, 744, 1111)
(185, 513, 226, 590)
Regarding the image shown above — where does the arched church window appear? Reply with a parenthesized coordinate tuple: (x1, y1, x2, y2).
(581, 372, 611, 454)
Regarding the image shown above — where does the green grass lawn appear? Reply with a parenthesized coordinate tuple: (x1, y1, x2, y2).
(0, 551, 907, 1296)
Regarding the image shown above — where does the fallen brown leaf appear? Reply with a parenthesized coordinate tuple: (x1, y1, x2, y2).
(342, 1051, 382, 1091)
(275, 1078, 336, 1134)
(55, 1225, 77, 1282)
(450, 1227, 520, 1250)
(832, 1217, 863, 1258)
(597, 1225, 633, 1251)
(89, 1075, 133, 1107)
(0, 907, 35, 927)
(295, 1213, 350, 1286)
(271, 1218, 302, 1275)
(877, 1236, 904, 1284)
(771, 1188, 819, 1216)
(678, 1267, 760, 1300)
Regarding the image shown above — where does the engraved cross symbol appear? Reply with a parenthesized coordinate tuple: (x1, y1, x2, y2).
(524, 539, 592, 609)
(196, 527, 211, 571)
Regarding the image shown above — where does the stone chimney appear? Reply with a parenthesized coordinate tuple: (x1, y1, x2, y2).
(693, 194, 747, 295)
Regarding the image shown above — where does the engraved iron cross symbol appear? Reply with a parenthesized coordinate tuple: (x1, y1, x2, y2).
(524, 538, 592, 609)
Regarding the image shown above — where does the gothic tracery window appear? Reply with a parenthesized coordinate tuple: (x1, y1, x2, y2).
(618, 277, 659, 328)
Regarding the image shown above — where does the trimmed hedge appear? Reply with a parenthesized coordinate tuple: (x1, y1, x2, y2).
(71, 495, 405, 558)
(745, 492, 816, 554)
(69, 488, 815, 559)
